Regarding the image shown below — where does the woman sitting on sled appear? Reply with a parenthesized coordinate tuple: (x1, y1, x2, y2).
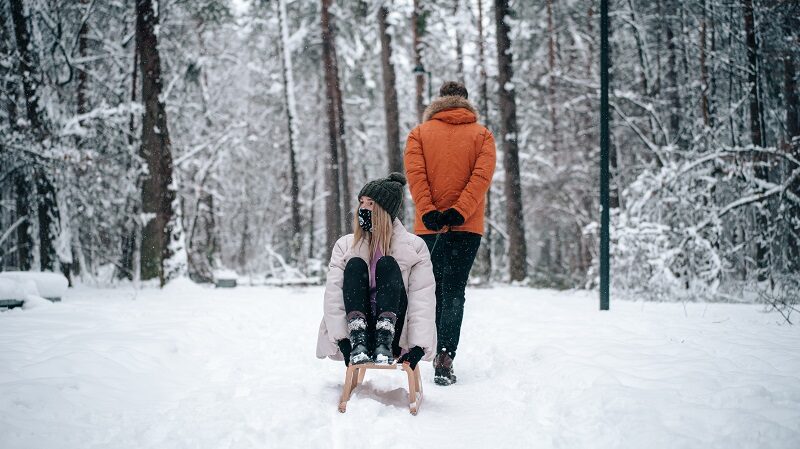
(316, 172, 436, 370)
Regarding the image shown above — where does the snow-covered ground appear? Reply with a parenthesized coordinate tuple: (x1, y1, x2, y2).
(1, 280, 798, 449)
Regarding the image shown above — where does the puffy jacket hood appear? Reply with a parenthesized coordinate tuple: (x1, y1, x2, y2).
(406, 96, 496, 236)
(423, 95, 479, 124)
(316, 219, 438, 362)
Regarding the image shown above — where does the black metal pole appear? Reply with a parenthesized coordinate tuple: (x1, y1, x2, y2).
(599, 0, 610, 311)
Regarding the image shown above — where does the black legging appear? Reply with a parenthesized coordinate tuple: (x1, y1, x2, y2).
(420, 231, 481, 359)
(342, 256, 408, 357)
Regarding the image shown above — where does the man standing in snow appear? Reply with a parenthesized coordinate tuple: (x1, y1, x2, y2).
(404, 81, 496, 385)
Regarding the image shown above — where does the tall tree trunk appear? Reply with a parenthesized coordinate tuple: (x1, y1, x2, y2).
(321, 0, 343, 258)
(308, 159, 319, 264)
(9, 0, 43, 134)
(453, 0, 465, 82)
(625, 0, 649, 95)
(782, 11, 798, 152)
(77, 0, 90, 117)
(625, 0, 657, 146)
(699, 0, 710, 128)
(64, 0, 91, 284)
(119, 44, 139, 280)
(726, 2, 738, 147)
(655, 0, 662, 96)
(136, 0, 175, 286)
(378, 5, 402, 174)
(742, 0, 762, 148)
(332, 45, 351, 226)
(14, 172, 32, 270)
(587, 4, 594, 79)
(475, 0, 492, 283)
(546, 0, 558, 153)
(709, 0, 717, 130)
(494, 0, 528, 282)
(238, 208, 249, 272)
(413, 0, 426, 123)
(742, 0, 767, 281)
(10, 0, 59, 271)
(665, 3, 681, 145)
(278, 0, 302, 263)
(782, 7, 799, 271)
(4, 12, 30, 271)
(35, 171, 57, 271)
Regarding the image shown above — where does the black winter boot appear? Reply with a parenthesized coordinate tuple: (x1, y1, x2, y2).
(434, 351, 457, 385)
(347, 312, 371, 365)
(373, 312, 397, 365)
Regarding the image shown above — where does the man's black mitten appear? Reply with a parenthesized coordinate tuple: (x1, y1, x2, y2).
(441, 208, 465, 227)
(338, 339, 352, 366)
(398, 346, 425, 370)
(422, 210, 444, 231)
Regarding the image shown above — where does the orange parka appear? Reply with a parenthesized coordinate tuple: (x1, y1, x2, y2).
(404, 96, 497, 236)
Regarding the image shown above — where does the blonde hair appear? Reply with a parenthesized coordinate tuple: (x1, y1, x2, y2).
(353, 202, 393, 256)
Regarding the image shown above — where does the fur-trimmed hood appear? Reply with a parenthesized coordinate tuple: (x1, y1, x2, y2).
(422, 95, 479, 123)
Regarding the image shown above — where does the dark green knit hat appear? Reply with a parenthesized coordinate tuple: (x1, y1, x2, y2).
(358, 172, 406, 221)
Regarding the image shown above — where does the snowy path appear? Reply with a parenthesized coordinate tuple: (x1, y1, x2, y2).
(1, 281, 799, 449)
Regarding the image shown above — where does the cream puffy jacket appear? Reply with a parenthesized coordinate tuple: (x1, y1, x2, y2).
(316, 219, 437, 362)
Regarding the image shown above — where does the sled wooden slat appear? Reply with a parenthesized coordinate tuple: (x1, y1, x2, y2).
(337, 362, 423, 415)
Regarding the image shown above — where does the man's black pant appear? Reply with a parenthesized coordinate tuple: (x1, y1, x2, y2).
(420, 232, 481, 359)
(342, 256, 408, 357)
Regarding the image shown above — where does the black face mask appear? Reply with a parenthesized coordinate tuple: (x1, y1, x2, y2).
(358, 208, 373, 232)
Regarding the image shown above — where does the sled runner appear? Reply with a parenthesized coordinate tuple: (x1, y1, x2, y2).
(338, 361, 423, 415)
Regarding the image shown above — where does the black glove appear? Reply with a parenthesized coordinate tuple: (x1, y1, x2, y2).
(338, 339, 352, 366)
(422, 210, 444, 231)
(441, 208, 465, 227)
(398, 346, 425, 370)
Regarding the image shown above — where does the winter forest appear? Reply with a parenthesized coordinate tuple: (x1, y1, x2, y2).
(2, 0, 800, 446)
(1, 0, 799, 302)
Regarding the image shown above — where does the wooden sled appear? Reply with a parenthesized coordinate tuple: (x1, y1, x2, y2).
(338, 361, 423, 415)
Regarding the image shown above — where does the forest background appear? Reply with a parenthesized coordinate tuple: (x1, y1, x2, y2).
(1, 0, 798, 304)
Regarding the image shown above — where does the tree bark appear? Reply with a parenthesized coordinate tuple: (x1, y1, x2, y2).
(14, 172, 31, 270)
(278, 0, 302, 263)
(783, 11, 799, 152)
(119, 41, 139, 280)
(787, 51, 799, 150)
(665, 3, 681, 144)
(782, 6, 799, 271)
(321, 0, 343, 259)
(494, 0, 528, 282)
(308, 159, 319, 263)
(136, 0, 175, 286)
(454, 0, 465, 82)
(475, 0, 492, 283)
(77, 0, 90, 117)
(9, 0, 43, 134)
(332, 44, 351, 227)
(742, 0, 767, 281)
(655, 0, 662, 96)
(546, 0, 558, 153)
(413, 0, 426, 123)
(378, 5, 402, 174)
(10, 0, 60, 271)
(35, 170, 57, 271)
(700, 0, 709, 128)
(625, 0, 649, 96)
(64, 0, 91, 283)
(742, 0, 763, 148)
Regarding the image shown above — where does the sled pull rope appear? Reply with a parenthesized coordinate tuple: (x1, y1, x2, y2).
(430, 231, 446, 256)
